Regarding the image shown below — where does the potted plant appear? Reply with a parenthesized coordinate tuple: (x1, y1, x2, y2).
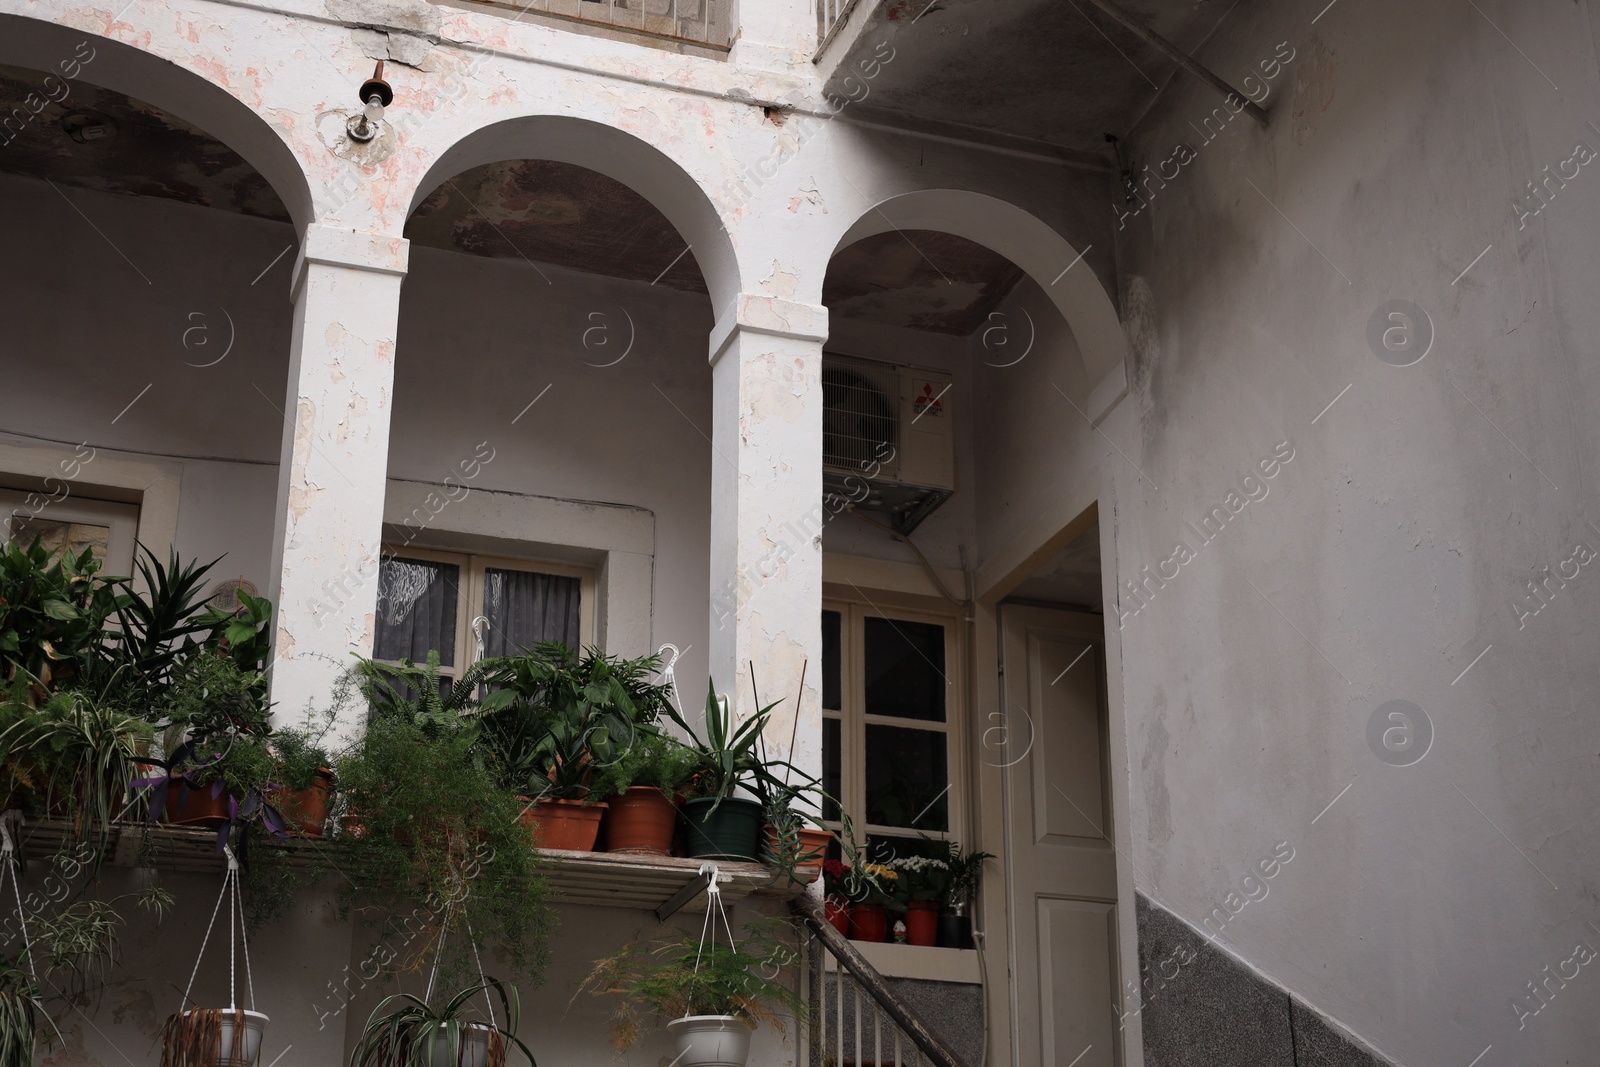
(0, 680, 155, 854)
(759, 783, 833, 885)
(146, 654, 275, 829)
(349, 977, 533, 1067)
(577, 920, 807, 1067)
(479, 645, 672, 853)
(269, 707, 337, 837)
(821, 860, 852, 936)
(886, 855, 951, 947)
(0, 538, 121, 705)
(848, 861, 901, 943)
(590, 732, 699, 856)
(160, 1007, 269, 1067)
(665, 682, 793, 863)
(937, 842, 994, 949)
(334, 702, 554, 987)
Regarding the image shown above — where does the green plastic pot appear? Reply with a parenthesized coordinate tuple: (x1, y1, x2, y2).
(681, 796, 763, 861)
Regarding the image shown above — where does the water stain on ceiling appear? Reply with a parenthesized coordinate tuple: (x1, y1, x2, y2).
(0, 67, 1025, 334)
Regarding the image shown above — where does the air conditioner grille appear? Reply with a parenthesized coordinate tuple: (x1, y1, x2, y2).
(822, 364, 898, 470)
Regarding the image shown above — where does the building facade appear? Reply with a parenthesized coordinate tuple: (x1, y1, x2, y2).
(1, 0, 1597, 1064)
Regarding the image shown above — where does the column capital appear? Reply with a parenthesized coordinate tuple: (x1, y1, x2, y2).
(709, 293, 829, 365)
(291, 224, 410, 294)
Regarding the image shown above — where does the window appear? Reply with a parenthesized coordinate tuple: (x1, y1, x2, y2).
(373, 547, 595, 684)
(0, 490, 138, 573)
(822, 600, 962, 860)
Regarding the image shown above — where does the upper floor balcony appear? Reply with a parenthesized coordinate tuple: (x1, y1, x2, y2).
(500, 0, 735, 51)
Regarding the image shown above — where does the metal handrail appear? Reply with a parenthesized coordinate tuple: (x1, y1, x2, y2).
(815, 0, 867, 58)
(791, 900, 968, 1067)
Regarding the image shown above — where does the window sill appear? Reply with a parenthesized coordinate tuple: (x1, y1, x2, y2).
(828, 940, 982, 984)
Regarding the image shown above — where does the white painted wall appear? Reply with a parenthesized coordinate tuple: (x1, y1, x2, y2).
(1094, 3, 1600, 1064)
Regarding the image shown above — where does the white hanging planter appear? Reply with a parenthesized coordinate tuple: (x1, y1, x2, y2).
(428, 1023, 493, 1067)
(666, 1015, 754, 1067)
(165, 1009, 269, 1067)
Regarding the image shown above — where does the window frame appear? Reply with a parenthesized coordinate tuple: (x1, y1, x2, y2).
(374, 543, 597, 680)
(822, 594, 967, 851)
(0, 489, 140, 574)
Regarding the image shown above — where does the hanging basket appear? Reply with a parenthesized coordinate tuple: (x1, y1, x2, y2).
(666, 1015, 754, 1067)
(159, 1009, 268, 1067)
(163, 845, 266, 1067)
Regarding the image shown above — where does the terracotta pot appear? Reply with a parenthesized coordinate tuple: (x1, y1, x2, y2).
(849, 903, 890, 943)
(824, 897, 852, 937)
(603, 787, 677, 855)
(275, 769, 333, 837)
(519, 797, 606, 851)
(761, 824, 833, 882)
(905, 900, 939, 947)
(164, 779, 230, 828)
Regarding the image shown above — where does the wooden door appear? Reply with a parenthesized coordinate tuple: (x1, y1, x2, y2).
(1001, 604, 1120, 1067)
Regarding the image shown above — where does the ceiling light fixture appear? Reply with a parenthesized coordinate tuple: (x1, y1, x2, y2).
(61, 110, 115, 144)
(346, 61, 393, 143)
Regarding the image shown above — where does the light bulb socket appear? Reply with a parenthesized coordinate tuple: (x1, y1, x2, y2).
(358, 61, 394, 109)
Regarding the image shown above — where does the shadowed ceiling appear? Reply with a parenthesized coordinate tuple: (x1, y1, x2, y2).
(0, 65, 1028, 333)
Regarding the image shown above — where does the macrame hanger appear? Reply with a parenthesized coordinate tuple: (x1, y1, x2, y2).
(462, 912, 498, 1033)
(656, 643, 684, 718)
(1, 810, 38, 984)
(181, 845, 253, 1013)
(690, 863, 738, 980)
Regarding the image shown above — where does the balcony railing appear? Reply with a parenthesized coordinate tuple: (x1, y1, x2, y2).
(793, 901, 970, 1067)
(492, 0, 734, 49)
(816, 0, 867, 56)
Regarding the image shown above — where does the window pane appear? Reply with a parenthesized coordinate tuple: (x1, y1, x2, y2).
(865, 724, 948, 831)
(482, 568, 581, 654)
(864, 617, 946, 722)
(374, 556, 459, 665)
(822, 716, 841, 821)
(867, 835, 949, 865)
(822, 610, 842, 711)
(6, 516, 109, 564)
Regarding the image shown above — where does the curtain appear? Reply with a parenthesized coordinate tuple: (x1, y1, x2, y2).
(374, 557, 460, 666)
(482, 568, 581, 655)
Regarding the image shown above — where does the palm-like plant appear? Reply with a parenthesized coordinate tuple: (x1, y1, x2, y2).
(356, 652, 500, 736)
(349, 977, 534, 1067)
(664, 681, 804, 811)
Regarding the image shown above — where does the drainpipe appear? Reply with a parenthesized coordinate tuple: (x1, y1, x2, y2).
(1084, 0, 1270, 127)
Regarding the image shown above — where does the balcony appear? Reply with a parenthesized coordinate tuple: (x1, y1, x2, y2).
(477, 0, 735, 50)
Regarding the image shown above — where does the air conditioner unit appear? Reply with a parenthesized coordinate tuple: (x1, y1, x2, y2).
(822, 353, 955, 535)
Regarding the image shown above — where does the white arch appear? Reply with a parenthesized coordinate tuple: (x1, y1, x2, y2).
(0, 14, 315, 233)
(831, 189, 1128, 420)
(409, 116, 739, 314)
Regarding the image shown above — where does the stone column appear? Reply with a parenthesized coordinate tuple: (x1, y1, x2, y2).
(708, 294, 829, 787)
(265, 225, 409, 737)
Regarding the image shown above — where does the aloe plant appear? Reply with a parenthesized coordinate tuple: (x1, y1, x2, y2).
(664, 681, 809, 811)
(349, 977, 534, 1067)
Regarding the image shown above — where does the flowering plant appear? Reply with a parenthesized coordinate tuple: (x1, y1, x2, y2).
(851, 862, 902, 912)
(822, 859, 852, 899)
(886, 855, 951, 903)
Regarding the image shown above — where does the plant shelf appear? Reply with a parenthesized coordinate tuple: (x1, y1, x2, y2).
(535, 848, 804, 916)
(13, 819, 811, 915)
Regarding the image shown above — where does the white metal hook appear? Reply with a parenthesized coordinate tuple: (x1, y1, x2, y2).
(472, 615, 490, 664)
(223, 842, 239, 872)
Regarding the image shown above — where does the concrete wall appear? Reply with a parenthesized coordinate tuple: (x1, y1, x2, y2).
(1099, 3, 1600, 1065)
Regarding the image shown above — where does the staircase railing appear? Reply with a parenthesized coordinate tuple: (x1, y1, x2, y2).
(791, 900, 969, 1067)
(815, 0, 867, 57)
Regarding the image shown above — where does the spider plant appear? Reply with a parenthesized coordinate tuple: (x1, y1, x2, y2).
(349, 977, 534, 1067)
(0, 677, 154, 856)
(0, 952, 52, 1067)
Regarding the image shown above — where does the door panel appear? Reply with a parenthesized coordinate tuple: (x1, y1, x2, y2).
(1039, 898, 1119, 1067)
(1002, 604, 1121, 1067)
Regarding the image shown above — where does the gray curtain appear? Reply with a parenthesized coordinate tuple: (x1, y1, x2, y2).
(482, 567, 581, 655)
(374, 557, 459, 666)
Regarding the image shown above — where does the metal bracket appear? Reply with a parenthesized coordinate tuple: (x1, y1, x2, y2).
(655, 862, 724, 922)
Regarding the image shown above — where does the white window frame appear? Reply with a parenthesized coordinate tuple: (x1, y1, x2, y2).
(823, 596, 967, 849)
(375, 544, 597, 682)
(0, 489, 140, 574)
